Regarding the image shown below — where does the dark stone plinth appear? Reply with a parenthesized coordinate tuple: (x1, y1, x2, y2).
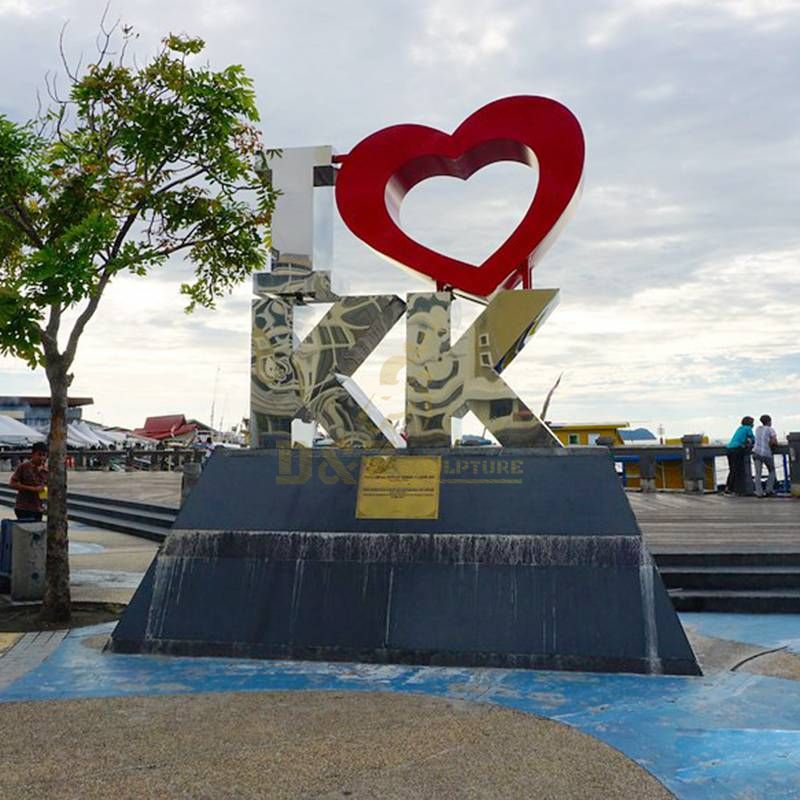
(172, 446, 639, 535)
(111, 448, 700, 676)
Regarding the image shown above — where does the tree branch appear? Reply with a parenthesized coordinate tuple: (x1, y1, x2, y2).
(59, 22, 80, 85)
(41, 302, 62, 353)
(0, 206, 44, 249)
(63, 268, 113, 367)
(96, 2, 120, 65)
(154, 167, 207, 196)
(11, 200, 45, 248)
(106, 161, 199, 258)
(156, 220, 252, 258)
(108, 209, 139, 260)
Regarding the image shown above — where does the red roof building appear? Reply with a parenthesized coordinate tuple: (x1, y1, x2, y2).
(133, 415, 199, 442)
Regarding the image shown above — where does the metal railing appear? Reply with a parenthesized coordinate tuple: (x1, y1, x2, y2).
(1, 441, 796, 494)
(0, 447, 202, 472)
(609, 442, 794, 493)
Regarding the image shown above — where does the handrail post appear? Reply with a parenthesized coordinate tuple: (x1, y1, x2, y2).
(639, 452, 657, 493)
(681, 434, 705, 493)
(788, 432, 800, 498)
(181, 461, 203, 504)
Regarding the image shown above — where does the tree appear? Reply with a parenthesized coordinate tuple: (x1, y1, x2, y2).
(0, 23, 276, 621)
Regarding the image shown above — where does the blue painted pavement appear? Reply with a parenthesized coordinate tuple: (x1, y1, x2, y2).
(0, 614, 798, 799)
(682, 612, 800, 654)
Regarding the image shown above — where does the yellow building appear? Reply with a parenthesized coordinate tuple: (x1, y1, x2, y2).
(549, 422, 629, 446)
(624, 435, 715, 490)
(550, 424, 716, 490)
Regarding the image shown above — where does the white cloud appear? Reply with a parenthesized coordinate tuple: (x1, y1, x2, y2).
(586, 0, 800, 47)
(634, 83, 677, 103)
(195, 0, 248, 29)
(0, 0, 62, 15)
(346, 245, 800, 441)
(400, 160, 538, 264)
(61, 274, 252, 429)
(496, 246, 800, 437)
(1, 0, 799, 440)
(410, 0, 517, 65)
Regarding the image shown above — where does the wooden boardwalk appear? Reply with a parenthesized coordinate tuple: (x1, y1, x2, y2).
(629, 493, 799, 554)
(65, 473, 799, 555)
(70, 471, 183, 507)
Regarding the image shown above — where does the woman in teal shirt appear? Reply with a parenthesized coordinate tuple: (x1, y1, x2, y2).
(726, 416, 755, 495)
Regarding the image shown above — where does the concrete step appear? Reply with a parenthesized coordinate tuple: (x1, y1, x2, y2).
(654, 552, 800, 568)
(63, 498, 175, 528)
(65, 509, 168, 542)
(660, 565, 800, 591)
(669, 589, 800, 613)
(657, 552, 800, 609)
(0, 486, 176, 517)
(0, 488, 174, 542)
(65, 491, 178, 516)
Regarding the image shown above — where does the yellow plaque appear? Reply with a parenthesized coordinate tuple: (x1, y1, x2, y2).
(356, 455, 442, 519)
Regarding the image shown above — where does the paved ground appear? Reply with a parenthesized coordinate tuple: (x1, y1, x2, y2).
(0, 632, 21, 656)
(683, 613, 800, 680)
(0, 505, 158, 605)
(0, 690, 672, 800)
(0, 630, 66, 690)
(1, 474, 798, 797)
(1, 615, 799, 799)
(69, 470, 183, 507)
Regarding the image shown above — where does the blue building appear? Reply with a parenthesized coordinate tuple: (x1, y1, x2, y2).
(0, 395, 93, 433)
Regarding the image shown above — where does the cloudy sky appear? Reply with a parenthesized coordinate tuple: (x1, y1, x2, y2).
(1, 0, 798, 440)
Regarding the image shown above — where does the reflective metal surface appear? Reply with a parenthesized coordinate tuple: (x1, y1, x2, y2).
(405, 290, 561, 448)
(294, 295, 406, 448)
(251, 295, 299, 446)
(257, 146, 334, 274)
(251, 294, 406, 448)
(335, 376, 407, 449)
(251, 145, 406, 448)
(251, 146, 563, 451)
(253, 267, 338, 302)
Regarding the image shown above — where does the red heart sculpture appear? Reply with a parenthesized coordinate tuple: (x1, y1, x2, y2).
(335, 95, 584, 299)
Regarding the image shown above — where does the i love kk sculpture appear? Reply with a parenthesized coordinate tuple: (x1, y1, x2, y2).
(114, 94, 700, 676)
(250, 95, 584, 448)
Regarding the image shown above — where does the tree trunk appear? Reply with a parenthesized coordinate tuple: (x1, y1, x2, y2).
(41, 358, 71, 622)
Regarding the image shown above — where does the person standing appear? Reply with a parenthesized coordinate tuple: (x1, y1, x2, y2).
(9, 441, 48, 522)
(725, 416, 755, 496)
(753, 414, 778, 497)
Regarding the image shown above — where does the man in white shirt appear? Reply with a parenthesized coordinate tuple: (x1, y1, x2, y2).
(753, 414, 778, 497)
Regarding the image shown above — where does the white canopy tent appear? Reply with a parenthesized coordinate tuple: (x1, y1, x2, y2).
(72, 421, 116, 446)
(120, 432, 159, 447)
(65, 423, 102, 448)
(94, 427, 129, 445)
(61, 422, 158, 449)
(0, 415, 46, 446)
